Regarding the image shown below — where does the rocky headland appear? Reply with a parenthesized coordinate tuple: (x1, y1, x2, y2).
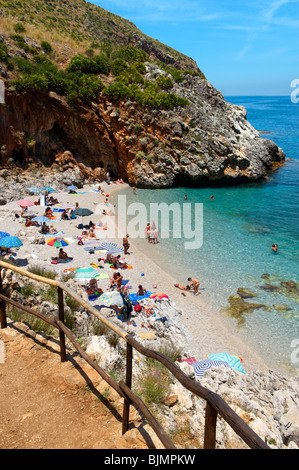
(0, 30, 285, 189)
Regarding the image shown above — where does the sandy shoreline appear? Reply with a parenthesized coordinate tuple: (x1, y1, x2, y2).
(0, 181, 280, 375)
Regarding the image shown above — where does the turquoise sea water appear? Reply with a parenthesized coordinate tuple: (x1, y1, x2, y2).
(122, 96, 299, 374)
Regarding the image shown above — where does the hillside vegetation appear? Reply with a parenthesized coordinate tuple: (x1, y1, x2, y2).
(0, 0, 199, 72)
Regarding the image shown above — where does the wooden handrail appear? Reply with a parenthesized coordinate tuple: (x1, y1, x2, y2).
(0, 261, 270, 449)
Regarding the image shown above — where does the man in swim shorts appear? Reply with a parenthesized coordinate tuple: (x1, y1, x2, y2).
(187, 277, 200, 295)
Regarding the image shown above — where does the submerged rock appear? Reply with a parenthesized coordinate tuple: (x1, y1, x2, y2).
(220, 294, 269, 325)
(273, 304, 291, 313)
(237, 288, 258, 299)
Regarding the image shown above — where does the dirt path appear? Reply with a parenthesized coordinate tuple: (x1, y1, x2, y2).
(0, 320, 157, 449)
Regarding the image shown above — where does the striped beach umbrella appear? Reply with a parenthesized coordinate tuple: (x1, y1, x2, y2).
(96, 241, 124, 254)
(74, 267, 102, 282)
(192, 359, 232, 379)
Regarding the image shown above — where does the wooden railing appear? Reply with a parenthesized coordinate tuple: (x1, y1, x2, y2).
(0, 260, 270, 449)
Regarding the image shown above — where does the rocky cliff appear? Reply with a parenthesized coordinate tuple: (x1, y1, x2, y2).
(0, 16, 285, 189)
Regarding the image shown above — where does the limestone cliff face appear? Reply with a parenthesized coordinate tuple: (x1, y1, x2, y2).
(0, 64, 285, 187)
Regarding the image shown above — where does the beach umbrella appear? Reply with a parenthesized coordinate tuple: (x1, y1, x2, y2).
(95, 241, 124, 254)
(66, 185, 78, 191)
(192, 359, 232, 379)
(27, 186, 41, 194)
(207, 353, 246, 374)
(32, 216, 52, 224)
(0, 232, 10, 240)
(97, 291, 125, 307)
(47, 238, 69, 248)
(17, 199, 34, 208)
(41, 187, 56, 192)
(0, 236, 23, 248)
(73, 208, 93, 218)
(74, 267, 101, 282)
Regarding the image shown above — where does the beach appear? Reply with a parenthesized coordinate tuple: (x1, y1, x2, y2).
(0, 180, 280, 376)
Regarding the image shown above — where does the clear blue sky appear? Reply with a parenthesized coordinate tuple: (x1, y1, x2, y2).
(91, 0, 299, 96)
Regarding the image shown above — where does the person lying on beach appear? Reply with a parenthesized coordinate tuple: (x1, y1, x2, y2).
(49, 225, 56, 234)
(59, 248, 73, 261)
(174, 283, 191, 291)
(88, 229, 96, 239)
(102, 209, 114, 216)
(25, 218, 39, 227)
(187, 277, 200, 295)
(47, 196, 58, 205)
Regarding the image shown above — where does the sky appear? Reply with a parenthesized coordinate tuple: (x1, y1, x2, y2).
(91, 0, 299, 96)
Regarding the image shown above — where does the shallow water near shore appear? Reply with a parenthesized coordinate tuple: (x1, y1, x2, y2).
(122, 96, 299, 374)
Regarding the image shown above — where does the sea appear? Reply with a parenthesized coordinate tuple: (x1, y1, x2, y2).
(121, 96, 299, 375)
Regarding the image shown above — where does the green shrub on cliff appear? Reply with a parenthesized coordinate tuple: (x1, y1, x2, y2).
(110, 45, 148, 64)
(67, 54, 109, 75)
(0, 43, 9, 63)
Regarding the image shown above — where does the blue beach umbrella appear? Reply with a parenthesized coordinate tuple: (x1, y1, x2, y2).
(0, 236, 23, 248)
(207, 353, 246, 374)
(32, 216, 52, 224)
(27, 186, 41, 194)
(41, 187, 56, 192)
(66, 185, 78, 191)
(0, 231, 10, 240)
(98, 291, 124, 307)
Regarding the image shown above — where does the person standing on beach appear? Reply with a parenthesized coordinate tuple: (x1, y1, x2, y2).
(123, 234, 130, 254)
(187, 277, 200, 295)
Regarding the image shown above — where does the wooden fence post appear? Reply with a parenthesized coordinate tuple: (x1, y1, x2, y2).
(0, 268, 7, 329)
(122, 343, 133, 434)
(204, 402, 217, 449)
(57, 287, 66, 362)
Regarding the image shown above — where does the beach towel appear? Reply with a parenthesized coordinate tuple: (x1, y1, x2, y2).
(51, 257, 72, 264)
(181, 357, 197, 365)
(129, 292, 152, 302)
(110, 264, 133, 269)
(88, 289, 103, 301)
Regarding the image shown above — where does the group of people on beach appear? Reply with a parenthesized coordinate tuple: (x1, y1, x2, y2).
(174, 277, 200, 296)
(145, 221, 158, 244)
